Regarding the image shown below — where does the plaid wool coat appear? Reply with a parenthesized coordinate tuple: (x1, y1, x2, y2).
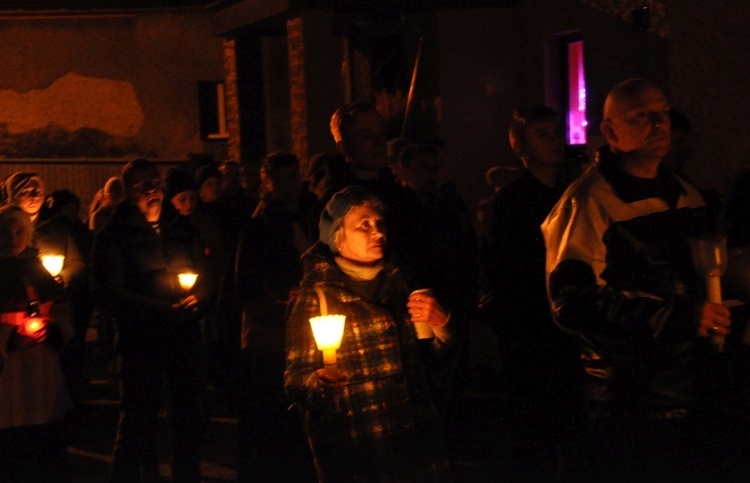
(284, 242, 454, 482)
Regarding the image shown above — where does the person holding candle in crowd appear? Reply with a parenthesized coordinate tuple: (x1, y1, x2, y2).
(285, 185, 455, 482)
(5, 172, 89, 405)
(542, 78, 731, 481)
(0, 205, 73, 482)
(91, 159, 214, 483)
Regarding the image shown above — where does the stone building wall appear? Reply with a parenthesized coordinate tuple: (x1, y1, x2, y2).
(0, 10, 225, 208)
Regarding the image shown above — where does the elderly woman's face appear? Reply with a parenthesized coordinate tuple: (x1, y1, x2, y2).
(0, 217, 31, 258)
(336, 203, 386, 264)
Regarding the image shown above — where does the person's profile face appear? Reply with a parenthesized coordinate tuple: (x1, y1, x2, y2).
(14, 178, 45, 217)
(171, 190, 197, 216)
(220, 163, 242, 192)
(129, 172, 163, 220)
(199, 177, 222, 203)
(524, 118, 565, 167)
(341, 111, 389, 172)
(264, 164, 301, 204)
(0, 218, 31, 258)
(604, 87, 671, 159)
(336, 203, 386, 264)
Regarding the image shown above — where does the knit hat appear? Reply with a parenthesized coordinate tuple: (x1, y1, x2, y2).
(6, 172, 43, 202)
(165, 168, 196, 201)
(319, 185, 381, 253)
(45, 189, 80, 213)
(194, 164, 221, 190)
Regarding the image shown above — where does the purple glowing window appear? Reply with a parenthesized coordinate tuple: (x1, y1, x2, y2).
(567, 40, 587, 145)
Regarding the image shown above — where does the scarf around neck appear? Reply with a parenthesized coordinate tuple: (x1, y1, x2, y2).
(334, 256, 384, 282)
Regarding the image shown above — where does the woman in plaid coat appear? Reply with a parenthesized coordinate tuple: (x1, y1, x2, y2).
(285, 186, 455, 482)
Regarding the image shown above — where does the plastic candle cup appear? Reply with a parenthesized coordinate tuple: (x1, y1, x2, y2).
(309, 314, 346, 377)
(41, 255, 65, 278)
(178, 272, 198, 292)
(688, 236, 728, 352)
(24, 317, 44, 336)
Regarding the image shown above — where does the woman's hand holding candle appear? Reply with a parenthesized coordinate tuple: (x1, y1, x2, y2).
(316, 367, 346, 389)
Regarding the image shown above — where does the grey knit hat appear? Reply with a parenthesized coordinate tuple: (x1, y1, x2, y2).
(319, 185, 381, 253)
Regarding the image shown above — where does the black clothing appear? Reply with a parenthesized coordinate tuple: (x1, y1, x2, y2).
(234, 192, 318, 482)
(479, 169, 580, 481)
(197, 196, 249, 410)
(35, 214, 93, 402)
(543, 148, 712, 481)
(91, 201, 214, 483)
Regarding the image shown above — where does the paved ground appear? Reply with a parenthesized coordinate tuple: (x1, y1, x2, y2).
(66, 320, 511, 482)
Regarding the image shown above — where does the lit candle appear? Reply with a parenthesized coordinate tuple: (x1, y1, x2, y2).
(41, 255, 65, 277)
(178, 272, 198, 292)
(310, 285, 346, 379)
(688, 235, 728, 352)
(310, 315, 346, 367)
(24, 317, 44, 335)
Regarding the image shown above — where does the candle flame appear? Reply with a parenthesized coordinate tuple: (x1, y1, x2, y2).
(178, 272, 198, 291)
(41, 255, 65, 277)
(309, 315, 346, 351)
(26, 318, 43, 334)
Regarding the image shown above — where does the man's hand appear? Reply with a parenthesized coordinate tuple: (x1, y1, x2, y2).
(697, 300, 731, 337)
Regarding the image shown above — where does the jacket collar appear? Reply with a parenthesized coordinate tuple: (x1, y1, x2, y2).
(596, 146, 686, 208)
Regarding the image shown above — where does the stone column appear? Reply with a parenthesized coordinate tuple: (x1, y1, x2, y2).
(223, 38, 241, 162)
(286, 11, 343, 170)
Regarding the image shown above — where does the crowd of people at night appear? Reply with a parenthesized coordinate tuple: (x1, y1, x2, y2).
(2, 77, 750, 482)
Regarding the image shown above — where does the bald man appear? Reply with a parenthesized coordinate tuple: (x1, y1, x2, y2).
(542, 79, 730, 481)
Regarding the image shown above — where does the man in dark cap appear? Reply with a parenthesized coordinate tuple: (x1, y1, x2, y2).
(91, 159, 215, 483)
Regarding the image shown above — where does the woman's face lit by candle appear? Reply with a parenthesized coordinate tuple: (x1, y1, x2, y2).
(335, 203, 386, 264)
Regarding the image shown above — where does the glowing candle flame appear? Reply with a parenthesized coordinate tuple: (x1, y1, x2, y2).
(309, 315, 346, 354)
(25, 317, 43, 335)
(178, 272, 198, 292)
(41, 255, 65, 277)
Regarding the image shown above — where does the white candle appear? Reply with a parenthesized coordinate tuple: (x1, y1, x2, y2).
(309, 315, 346, 355)
(41, 255, 65, 277)
(178, 272, 198, 292)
